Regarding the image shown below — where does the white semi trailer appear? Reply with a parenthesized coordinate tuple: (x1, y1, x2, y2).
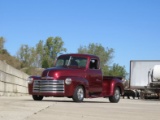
(130, 60, 160, 99)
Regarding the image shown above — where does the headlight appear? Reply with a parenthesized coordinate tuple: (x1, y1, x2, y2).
(65, 78, 72, 85)
(27, 77, 33, 84)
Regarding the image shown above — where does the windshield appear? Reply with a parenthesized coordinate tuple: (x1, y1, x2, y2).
(55, 56, 87, 68)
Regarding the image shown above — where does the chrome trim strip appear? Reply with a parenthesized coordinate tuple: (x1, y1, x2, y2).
(41, 77, 54, 80)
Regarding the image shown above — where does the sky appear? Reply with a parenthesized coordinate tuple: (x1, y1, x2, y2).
(0, 0, 160, 73)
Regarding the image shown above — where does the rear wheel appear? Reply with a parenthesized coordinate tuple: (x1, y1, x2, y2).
(32, 95, 43, 101)
(109, 87, 120, 103)
(72, 86, 84, 102)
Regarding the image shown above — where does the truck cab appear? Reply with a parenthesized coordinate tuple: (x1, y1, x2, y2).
(28, 54, 124, 103)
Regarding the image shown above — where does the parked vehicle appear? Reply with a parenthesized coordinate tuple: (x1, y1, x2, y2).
(122, 89, 140, 99)
(28, 54, 124, 103)
(130, 60, 160, 99)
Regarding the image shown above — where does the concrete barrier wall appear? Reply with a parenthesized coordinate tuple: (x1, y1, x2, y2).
(0, 60, 29, 96)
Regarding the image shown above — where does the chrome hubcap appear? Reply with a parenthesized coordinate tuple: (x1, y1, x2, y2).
(115, 89, 120, 99)
(77, 88, 84, 100)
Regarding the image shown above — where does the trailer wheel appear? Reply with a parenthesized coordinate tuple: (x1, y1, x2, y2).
(72, 86, 84, 102)
(109, 87, 120, 103)
(32, 95, 43, 101)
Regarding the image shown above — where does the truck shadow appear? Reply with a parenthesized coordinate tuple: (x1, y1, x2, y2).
(121, 97, 160, 101)
(24, 99, 110, 103)
(44, 100, 110, 103)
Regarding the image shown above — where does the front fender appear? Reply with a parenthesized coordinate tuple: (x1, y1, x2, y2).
(62, 76, 89, 97)
(28, 76, 41, 94)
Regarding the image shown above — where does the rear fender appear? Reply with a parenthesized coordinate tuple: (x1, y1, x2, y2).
(114, 81, 124, 95)
(103, 77, 124, 96)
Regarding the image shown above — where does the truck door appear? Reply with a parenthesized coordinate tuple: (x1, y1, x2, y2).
(86, 59, 103, 94)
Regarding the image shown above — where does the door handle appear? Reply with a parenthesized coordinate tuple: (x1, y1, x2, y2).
(96, 79, 101, 82)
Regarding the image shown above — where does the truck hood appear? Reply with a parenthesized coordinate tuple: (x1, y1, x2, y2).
(41, 66, 85, 80)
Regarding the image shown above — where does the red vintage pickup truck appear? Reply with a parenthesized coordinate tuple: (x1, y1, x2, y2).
(28, 54, 124, 103)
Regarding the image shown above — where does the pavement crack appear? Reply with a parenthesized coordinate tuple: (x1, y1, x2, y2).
(34, 105, 50, 114)
(24, 104, 52, 120)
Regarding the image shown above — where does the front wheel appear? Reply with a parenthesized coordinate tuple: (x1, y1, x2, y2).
(32, 95, 43, 101)
(72, 86, 84, 102)
(109, 87, 120, 103)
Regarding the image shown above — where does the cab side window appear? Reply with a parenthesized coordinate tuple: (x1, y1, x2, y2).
(89, 59, 98, 69)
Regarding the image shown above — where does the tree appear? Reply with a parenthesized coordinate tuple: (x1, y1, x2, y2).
(78, 43, 127, 78)
(16, 45, 32, 67)
(0, 37, 5, 53)
(108, 63, 127, 78)
(35, 40, 44, 67)
(29, 47, 37, 67)
(16, 36, 67, 69)
(78, 43, 114, 74)
(0, 37, 22, 69)
(42, 37, 67, 68)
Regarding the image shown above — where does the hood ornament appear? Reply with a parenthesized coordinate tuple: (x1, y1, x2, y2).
(41, 70, 54, 80)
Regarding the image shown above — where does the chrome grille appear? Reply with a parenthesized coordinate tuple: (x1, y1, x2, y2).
(33, 80, 64, 93)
